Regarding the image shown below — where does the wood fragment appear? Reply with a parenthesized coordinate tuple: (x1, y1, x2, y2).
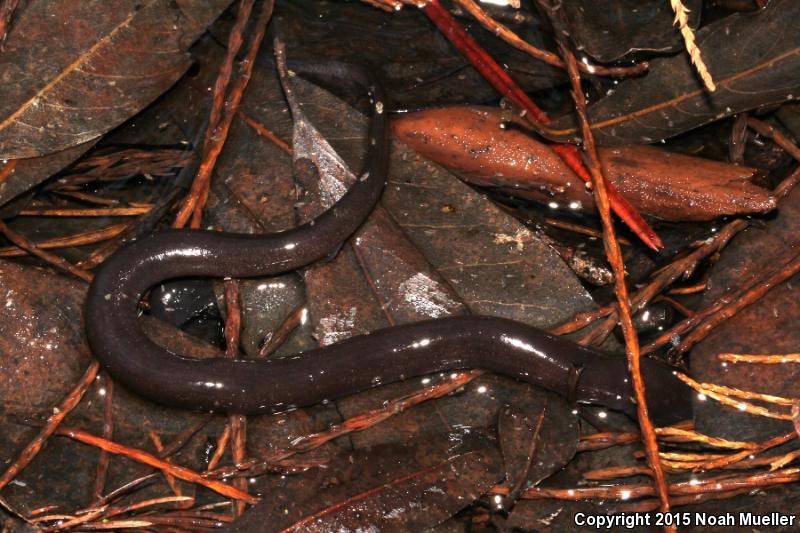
(655, 427, 758, 450)
(515, 466, 800, 501)
(618, 489, 753, 512)
(237, 111, 292, 155)
(719, 353, 800, 364)
(674, 250, 800, 354)
(53, 191, 120, 206)
(93, 474, 161, 508)
(100, 496, 193, 522)
(206, 425, 231, 473)
(258, 304, 305, 358)
(545, 218, 630, 245)
(695, 432, 796, 471)
(148, 432, 186, 506)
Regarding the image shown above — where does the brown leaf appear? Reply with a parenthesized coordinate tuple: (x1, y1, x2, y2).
(545, 0, 800, 145)
(0, 19, 232, 212)
(0, 142, 95, 213)
(692, 184, 800, 442)
(229, 435, 503, 533)
(0, 0, 231, 159)
(0, 261, 91, 413)
(392, 106, 776, 221)
(497, 400, 578, 504)
(552, 0, 701, 63)
(0, 259, 218, 512)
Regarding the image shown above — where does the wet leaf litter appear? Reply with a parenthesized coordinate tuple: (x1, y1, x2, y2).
(0, 1, 799, 532)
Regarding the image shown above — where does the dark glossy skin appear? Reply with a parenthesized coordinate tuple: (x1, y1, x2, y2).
(85, 63, 692, 427)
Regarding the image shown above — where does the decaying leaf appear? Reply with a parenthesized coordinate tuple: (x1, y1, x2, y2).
(554, 0, 701, 63)
(692, 184, 800, 442)
(0, 260, 218, 513)
(497, 398, 578, 508)
(392, 106, 776, 221)
(0, 0, 231, 159)
(0, 142, 95, 214)
(545, 0, 800, 145)
(229, 435, 503, 533)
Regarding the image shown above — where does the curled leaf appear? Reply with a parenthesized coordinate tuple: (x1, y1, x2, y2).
(393, 106, 776, 221)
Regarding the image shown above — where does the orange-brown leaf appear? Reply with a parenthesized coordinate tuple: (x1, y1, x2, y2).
(392, 106, 776, 222)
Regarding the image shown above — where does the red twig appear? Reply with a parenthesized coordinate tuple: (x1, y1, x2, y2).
(423, 0, 547, 122)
